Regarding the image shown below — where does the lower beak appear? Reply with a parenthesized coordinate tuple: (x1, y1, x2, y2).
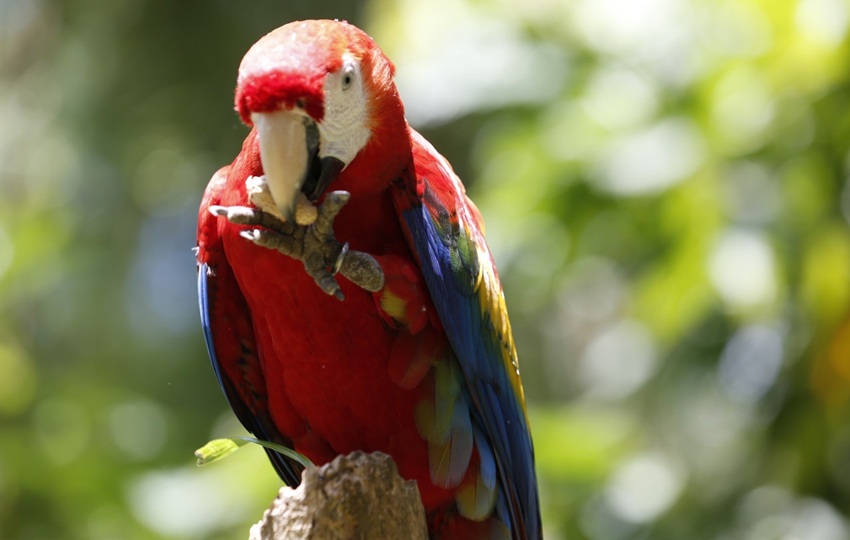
(252, 111, 346, 222)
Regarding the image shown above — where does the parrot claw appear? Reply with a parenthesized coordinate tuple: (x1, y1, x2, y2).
(239, 230, 259, 242)
(213, 190, 385, 299)
(332, 242, 349, 275)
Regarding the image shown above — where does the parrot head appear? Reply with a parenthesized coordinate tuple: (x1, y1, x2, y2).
(234, 19, 407, 220)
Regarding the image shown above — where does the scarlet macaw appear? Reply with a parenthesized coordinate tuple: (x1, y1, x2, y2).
(196, 19, 540, 539)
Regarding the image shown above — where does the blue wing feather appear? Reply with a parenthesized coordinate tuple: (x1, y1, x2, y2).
(198, 264, 229, 399)
(395, 130, 541, 540)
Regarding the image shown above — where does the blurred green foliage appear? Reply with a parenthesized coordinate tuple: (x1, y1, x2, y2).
(1, 0, 849, 538)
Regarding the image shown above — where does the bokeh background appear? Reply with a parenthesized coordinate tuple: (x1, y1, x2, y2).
(2, 0, 850, 538)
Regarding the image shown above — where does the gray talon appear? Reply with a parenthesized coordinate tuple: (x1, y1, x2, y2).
(333, 242, 349, 275)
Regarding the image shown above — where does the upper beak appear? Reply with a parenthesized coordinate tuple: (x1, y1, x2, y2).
(253, 110, 310, 222)
(252, 111, 346, 222)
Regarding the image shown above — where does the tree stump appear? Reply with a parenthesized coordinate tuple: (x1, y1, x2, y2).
(249, 451, 428, 540)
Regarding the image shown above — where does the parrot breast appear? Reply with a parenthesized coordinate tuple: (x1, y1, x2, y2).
(217, 147, 457, 512)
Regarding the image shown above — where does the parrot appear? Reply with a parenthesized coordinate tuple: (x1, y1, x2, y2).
(196, 19, 541, 540)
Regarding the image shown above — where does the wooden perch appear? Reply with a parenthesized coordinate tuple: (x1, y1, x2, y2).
(249, 451, 428, 540)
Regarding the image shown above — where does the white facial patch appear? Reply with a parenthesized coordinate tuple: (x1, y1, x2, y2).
(317, 54, 371, 166)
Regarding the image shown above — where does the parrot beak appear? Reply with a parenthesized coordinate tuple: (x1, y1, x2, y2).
(252, 111, 346, 222)
(253, 110, 310, 222)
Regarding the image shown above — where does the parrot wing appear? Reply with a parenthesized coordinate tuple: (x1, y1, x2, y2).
(392, 130, 541, 539)
(197, 166, 303, 486)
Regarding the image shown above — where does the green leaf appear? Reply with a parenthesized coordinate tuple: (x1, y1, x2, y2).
(194, 437, 250, 466)
(194, 437, 314, 469)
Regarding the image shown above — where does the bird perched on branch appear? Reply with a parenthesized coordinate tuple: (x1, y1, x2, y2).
(196, 19, 541, 539)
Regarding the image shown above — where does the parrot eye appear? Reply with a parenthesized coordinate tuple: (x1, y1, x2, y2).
(341, 65, 355, 91)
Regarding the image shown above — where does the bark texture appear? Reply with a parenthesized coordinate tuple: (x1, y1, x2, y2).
(249, 451, 428, 540)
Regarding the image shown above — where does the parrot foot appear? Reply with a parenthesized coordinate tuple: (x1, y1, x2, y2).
(209, 192, 385, 301)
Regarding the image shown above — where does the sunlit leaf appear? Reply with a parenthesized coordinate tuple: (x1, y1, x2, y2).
(195, 437, 314, 469)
